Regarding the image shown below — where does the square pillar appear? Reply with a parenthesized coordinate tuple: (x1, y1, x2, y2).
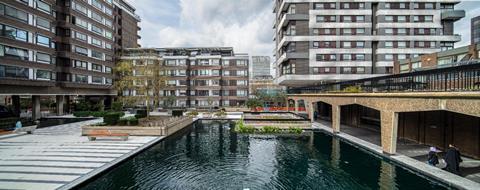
(99, 96, 105, 111)
(12, 95, 21, 117)
(286, 99, 290, 112)
(310, 102, 315, 123)
(381, 111, 399, 155)
(56, 95, 65, 116)
(294, 100, 299, 114)
(332, 105, 341, 133)
(32, 96, 41, 120)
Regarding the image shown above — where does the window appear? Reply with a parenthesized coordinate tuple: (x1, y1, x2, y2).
(74, 60, 87, 69)
(36, 52, 51, 64)
(91, 25, 103, 35)
(105, 31, 112, 39)
(343, 29, 352, 34)
(356, 54, 365, 60)
(343, 42, 352, 48)
(105, 66, 112, 73)
(237, 60, 247, 66)
(342, 54, 352, 60)
(166, 60, 176, 66)
(92, 0, 103, 10)
(398, 54, 407, 60)
(357, 67, 365, 73)
(91, 12, 103, 23)
(75, 74, 88, 83)
(36, 16, 51, 30)
(105, 19, 112, 27)
(385, 54, 394, 61)
(36, 34, 51, 47)
(385, 28, 393, 34)
(425, 16, 433, 22)
(385, 16, 394, 22)
(36, 0, 51, 14)
(356, 16, 365, 22)
(91, 50, 103, 59)
(2, 45, 29, 60)
(398, 41, 407, 48)
(75, 32, 87, 41)
(356, 41, 365, 48)
(105, 43, 112, 49)
(211, 59, 220, 65)
(75, 46, 88, 56)
(398, 16, 407, 22)
(74, 17, 88, 29)
(105, 8, 112, 16)
(92, 38, 102, 47)
(356, 28, 365, 34)
(3, 25, 28, 42)
(5, 5, 28, 23)
(92, 63, 102, 72)
(425, 3, 434, 9)
(92, 76, 103, 84)
(36, 70, 51, 80)
(385, 42, 393, 48)
(74, 3, 87, 15)
(398, 28, 407, 35)
(0, 65, 29, 79)
(223, 60, 230, 66)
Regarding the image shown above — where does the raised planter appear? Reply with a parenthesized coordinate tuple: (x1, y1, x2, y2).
(81, 117, 196, 136)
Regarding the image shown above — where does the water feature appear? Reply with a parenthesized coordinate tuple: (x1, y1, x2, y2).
(80, 120, 449, 190)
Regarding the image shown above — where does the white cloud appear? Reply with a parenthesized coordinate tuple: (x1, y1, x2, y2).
(129, 0, 274, 58)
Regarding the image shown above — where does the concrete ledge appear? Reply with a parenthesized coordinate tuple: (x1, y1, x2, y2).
(312, 122, 480, 190)
(293, 92, 480, 99)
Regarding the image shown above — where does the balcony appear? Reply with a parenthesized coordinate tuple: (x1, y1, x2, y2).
(277, 13, 309, 32)
(441, 10, 465, 21)
(276, 52, 309, 66)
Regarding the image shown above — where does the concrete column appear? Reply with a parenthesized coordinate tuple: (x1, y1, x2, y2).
(99, 96, 105, 111)
(56, 95, 65, 116)
(331, 138, 341, 169)
(32, 96, 41, 120)
(381, 111, 399, 155)
(65, 96, 71, 114)
(286, 99, 290, 112)
(294, 100, 299, 114)
(12, 95, 21, 117)
(332, 105, 341, 133)
(379, 161, 396, 189)
(310, 102, 315, 123)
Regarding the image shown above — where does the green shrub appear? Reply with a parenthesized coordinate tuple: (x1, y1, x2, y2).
(262, 126, 280, 133)
(118, 118, 127, 126)
(135, 109, 147, 119)
(288, 127, 303, 134)
(112, 102, 123, 112)
(91, 103, 104, 111)
(214, 111, 227, 117)
(74, 99, 91, 111)
(187, 111, 199, 117)
(235, 119, 255, 133)
(127, 116, 139, 126)
(104, 112, 122, 125)
(73, 111, 91, 117)
(91, 111, 108, 117)
(342, 86, 362, 93)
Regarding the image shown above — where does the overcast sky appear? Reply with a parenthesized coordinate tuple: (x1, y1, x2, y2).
(127, 0, 480, 57)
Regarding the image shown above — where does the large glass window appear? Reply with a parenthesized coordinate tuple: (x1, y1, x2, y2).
(36, 0, 51, 14)
(75, 46, 88, 56)
(92, 63, 102, 72)
(0, 65, 29, 79)
(91, 25, 103, 35)
(91, 50, 103, 59)
(36, 52, 51, 64)
(74, 60, 87, 69)
(75, 32, 87, 41)
(3, 25, 28, 42)
(105, 31, 112, 39)
(91, 12, 103, 23)
(74, 3, 87, 15)
(36, 70, 51, 80)
(74, 17, 88, 29)
(92, 0, 103, 10)
(36, 16, 51, 30)
(92, 76, 103, 84)
(36, 34, 51, 47)
(2, 45, 29, 60)
(75, 74, 88, 83)
(91, 38, 102, 47)
(5, 5, 28, 23)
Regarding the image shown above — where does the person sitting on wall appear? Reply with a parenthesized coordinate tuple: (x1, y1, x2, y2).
(15, 120, 22, 129)
(443, 144, 463, 175)
(427, 147, 440, 166)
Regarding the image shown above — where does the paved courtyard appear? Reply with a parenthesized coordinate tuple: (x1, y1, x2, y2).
(0, 119, 160, 190)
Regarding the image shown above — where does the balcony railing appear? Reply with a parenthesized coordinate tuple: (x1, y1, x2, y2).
(288, 61, 480, 94)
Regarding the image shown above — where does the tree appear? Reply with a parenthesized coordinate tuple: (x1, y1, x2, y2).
(115, 50, 168, 118)
(164, 95, 176, 109)
(246, 98, 263, 111)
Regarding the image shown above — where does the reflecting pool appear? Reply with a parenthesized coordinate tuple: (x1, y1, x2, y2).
(80, 120, 449, 190)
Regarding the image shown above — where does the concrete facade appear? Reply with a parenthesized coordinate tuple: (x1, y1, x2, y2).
(288, 92, 480, 155)
(273, 0, 465, 87)
(472, 16, 480, 45)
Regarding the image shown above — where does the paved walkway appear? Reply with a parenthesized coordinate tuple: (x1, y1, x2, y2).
(312, 121, 480, 190)
(0, 119, 160, 190)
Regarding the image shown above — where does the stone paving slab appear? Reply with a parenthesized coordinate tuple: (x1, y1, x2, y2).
(312, 122, 480, 190)
(0, 118, 161, 190)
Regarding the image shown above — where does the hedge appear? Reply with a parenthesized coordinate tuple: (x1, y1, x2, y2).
(135, 109, 147, 119)
(118, 116, 139, 126)
(104, 112, 123, 125)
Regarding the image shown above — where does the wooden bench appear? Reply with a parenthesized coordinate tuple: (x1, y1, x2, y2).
(87, 129, 129, 141)
(13, 125, 37, 134)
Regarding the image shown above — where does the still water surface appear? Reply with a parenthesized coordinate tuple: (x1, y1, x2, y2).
(81, 121, 449, 190)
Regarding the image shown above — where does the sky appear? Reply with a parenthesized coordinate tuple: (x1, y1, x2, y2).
(126, 0, 480, 57)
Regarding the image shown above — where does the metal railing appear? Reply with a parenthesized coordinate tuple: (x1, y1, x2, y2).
(288, 61, 480, 94)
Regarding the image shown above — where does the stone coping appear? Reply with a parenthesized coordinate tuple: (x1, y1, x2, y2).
(290, 91, 480, 99)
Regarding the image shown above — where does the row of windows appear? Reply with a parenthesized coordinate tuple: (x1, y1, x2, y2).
(0, 3, 51, 32)
(72, 30, 113, 49)
(74, 45, 112, 61)
(0, 44, 53, 64)
(73, 74, 112, 84)
(316, 15, 433, 23)
(0, 64, 55, 80)
(19, 0, 53, 15)
(134, 59, 248, 67)
(0, 24, 54, 48)
(72, 16, 113, 40)
(312, 2, 436, 10)
(311, 67, 366, 74)
(316, 54, 366, 61)
(72, 1, 113, 28)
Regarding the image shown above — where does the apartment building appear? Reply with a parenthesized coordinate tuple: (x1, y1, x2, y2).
(251, 56, 272, 78)
(120, 47, 249, 108)
(0, 0, 140, 119)
(473, 16, 480, 45)
(273, 0, 465, 87)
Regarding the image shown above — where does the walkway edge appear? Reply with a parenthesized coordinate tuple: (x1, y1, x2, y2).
(312, 122, 480, 190)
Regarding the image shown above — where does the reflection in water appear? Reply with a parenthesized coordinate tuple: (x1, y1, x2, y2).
(81, 121, 449, 190)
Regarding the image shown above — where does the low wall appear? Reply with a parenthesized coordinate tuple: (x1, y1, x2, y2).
(82, 117, 196, 136)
